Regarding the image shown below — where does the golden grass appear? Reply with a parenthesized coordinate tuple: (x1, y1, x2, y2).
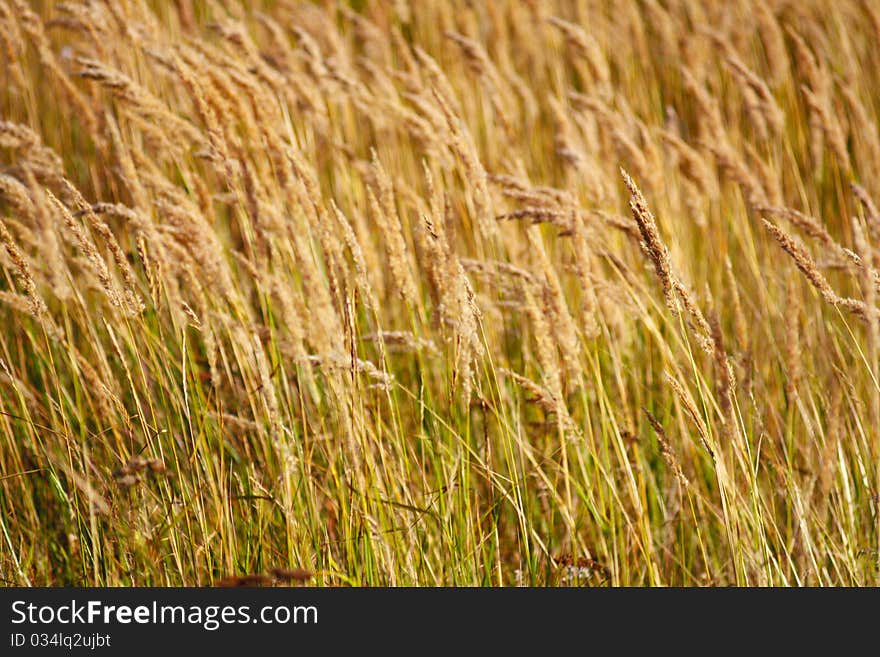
(0, 0, 878, 586)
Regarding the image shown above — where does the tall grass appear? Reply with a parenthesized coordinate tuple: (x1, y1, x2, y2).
(0, 0, 878, 586)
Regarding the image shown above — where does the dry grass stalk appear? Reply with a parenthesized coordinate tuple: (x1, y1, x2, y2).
(763, 218, 868, 321)
(332, 201, 378, 313)
(724, 55, 785, 138)
(852, 218, 880, 429)
(547, 16, 610, 95)
(621, 169, 713, 352)
(46, 189, 128, 312)
(429, 87, 497, 243)
(709, 312, 737, 439)
(852, 183, 880, 245)
(500, 368, 577, 436)
(801, 85, 852, 171)
(644, 409, 690, 487)
(526, 228, 582, 384)
(756, 205, 854, 267)
(368, 152, 418, 306)
(621, 168, 677, 311)
(665, 373, 712, 458)
(0, 219, 47, 317)
(660, 130, 719, 199)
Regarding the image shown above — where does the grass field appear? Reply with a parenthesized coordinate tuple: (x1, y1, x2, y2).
(1, 0, 879, 586)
